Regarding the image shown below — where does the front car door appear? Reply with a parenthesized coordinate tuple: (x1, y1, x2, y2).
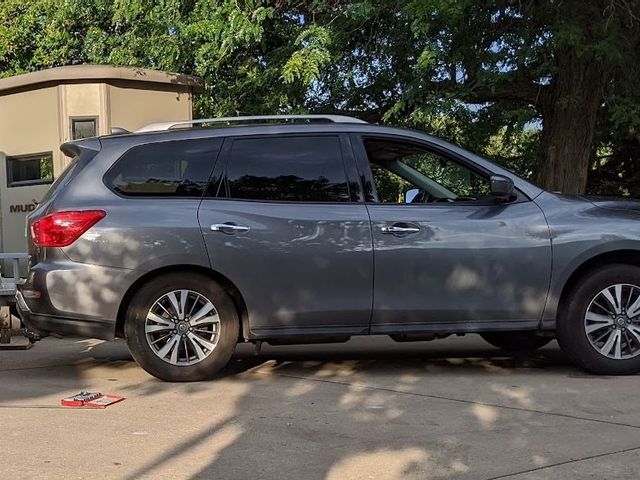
(198, 133, 373, 339)
(352, 133, 552, 334)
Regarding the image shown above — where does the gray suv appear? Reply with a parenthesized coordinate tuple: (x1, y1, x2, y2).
(16, 115, 640, 381)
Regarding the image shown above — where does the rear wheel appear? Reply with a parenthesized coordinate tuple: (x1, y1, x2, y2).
(124, 273, 239, 381)
(557, 264, 640, 375)
(480, 331, 552, 352)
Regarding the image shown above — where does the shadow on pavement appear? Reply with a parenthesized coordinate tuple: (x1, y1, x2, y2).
(0, 335, 573, 406)
(4, 336, 636, 479)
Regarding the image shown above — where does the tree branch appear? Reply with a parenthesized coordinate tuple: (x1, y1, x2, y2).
(426, 73, 548, 107)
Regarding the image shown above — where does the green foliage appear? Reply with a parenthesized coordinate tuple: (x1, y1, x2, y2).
(282, 25, 331, 84)
(40, 156, 53, 181)
(1, 1, 640, 194)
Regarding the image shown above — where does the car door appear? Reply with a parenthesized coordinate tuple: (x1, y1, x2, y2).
(198, 133, 373, 338)
(352, 134, 552, 334)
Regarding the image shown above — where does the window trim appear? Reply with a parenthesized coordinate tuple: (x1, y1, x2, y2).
(102, 138, 223, 199)
(70, 116, 99, 141)
(350, 133, 527, 207)
(210, 133, 361, 205)
(6, 151, 54, 188)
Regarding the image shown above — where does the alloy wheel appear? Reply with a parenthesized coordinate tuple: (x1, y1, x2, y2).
(145, 289, 220, 366)
(584, 283, 640, 360)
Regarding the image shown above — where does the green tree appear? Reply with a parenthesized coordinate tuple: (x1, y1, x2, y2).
(295, 1, 640, 194)
(2, 1, 640, 195)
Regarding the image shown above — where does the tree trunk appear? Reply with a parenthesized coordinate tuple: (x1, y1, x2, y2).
(538, 51, 608, 194)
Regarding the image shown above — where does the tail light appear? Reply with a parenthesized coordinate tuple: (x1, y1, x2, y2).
(31, 210, 106, 247)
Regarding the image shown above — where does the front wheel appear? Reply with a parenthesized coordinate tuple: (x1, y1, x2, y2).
(557, 264, 640, 375)
(124, 273, 239, 382)
(480, 331, 552, 352)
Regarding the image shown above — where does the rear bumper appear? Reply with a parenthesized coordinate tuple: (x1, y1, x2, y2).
(18, 309, 116, 341)
(15, 290, 30, 312)
(18, 260, 134, 340)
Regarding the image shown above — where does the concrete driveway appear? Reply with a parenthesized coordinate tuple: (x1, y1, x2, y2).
(1, 335, 639, 479)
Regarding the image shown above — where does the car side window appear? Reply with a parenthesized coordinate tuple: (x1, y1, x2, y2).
(222, 136, 351, 202)
(363, 138, 492, 204)
(105, 139, 222, 197)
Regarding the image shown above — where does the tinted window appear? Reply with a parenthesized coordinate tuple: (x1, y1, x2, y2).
(224, 136, 350, 202)
(40, 157, 78, 203)
(106, 139, 221, 197)
(7, 152, 54, 187)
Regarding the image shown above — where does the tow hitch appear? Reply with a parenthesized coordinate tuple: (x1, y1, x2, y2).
(0, 253, 35, 350)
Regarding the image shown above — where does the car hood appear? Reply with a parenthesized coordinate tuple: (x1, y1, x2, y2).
(579, 195, 640, 214)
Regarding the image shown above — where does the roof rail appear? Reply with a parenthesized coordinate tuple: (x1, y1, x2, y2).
(135, 114, 367, 133)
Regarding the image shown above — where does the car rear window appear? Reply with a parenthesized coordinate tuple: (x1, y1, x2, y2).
(105, 139, 222, 197)
(39, 156, 79, 204)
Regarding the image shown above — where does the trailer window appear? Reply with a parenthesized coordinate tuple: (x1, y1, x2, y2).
(6, 152, 54, 188)
(71, 117, 98, 140)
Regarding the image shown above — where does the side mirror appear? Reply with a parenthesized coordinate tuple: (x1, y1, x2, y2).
(490, 175, 514, 199)
(405, 188, 420, 204)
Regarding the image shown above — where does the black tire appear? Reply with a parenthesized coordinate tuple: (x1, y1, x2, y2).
(124, 272, 239, 382)
(557, 264, 640, 375)
(480, 331, 552, 352)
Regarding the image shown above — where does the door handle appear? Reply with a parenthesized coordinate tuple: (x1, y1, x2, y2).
(380, 224, 420, 235)
(210, 223, 250, 234)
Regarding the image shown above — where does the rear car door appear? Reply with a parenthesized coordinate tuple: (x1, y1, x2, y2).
(198, 134, 373, 338)
(352, 134, 552, 334)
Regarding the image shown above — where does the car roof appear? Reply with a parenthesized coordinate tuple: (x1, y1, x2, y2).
(97, 122, 466, 153)
(99, 121, 399, 141)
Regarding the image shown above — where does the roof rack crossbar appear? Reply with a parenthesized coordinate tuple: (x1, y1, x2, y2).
(136, 114, 367, 133)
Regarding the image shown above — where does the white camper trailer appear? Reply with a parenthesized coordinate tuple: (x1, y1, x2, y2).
(0, 65, 201, 256)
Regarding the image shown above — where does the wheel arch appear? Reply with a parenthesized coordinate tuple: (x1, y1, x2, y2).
(557, 249, 640, 318)
(115, 265, 250, 342)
